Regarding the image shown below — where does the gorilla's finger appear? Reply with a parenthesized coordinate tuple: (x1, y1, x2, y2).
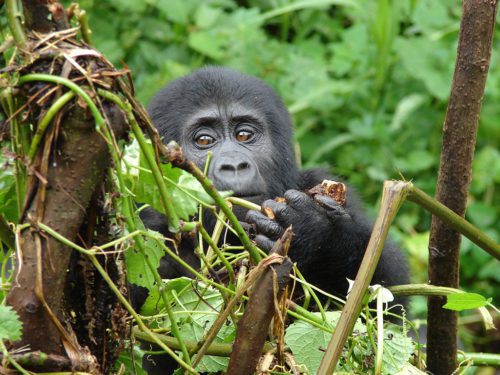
(261, 199, 287, 219)
(313, 194, 342, 211)
(245, 209, 267, 223)
(255, 234, 275, 252)
(246, 210, 284, 238)
(313, 195, 350, 221)
(284, 190, 310, 207)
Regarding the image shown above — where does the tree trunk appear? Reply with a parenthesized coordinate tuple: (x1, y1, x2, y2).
(427, 1, 498, 373)
(5, 1, 129, 372)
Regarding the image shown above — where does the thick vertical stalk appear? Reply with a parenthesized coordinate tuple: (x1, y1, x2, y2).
(427, 1, 498, 373)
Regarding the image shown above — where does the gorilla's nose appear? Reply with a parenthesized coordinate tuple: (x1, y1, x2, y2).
(212, 155, 258, 191)
(220, 160, 250, 173)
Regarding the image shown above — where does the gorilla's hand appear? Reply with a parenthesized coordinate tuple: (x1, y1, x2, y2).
(245, 189, 351, 264)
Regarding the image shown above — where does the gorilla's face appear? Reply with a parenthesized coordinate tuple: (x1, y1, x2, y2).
(148, 66, 300, 207)
(181, 102, 271, 203)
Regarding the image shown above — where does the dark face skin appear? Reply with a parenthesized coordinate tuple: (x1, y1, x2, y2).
(181, 103, 270, 203)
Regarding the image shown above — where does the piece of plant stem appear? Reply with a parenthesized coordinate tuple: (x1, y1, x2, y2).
(456, 352, 500, 366)
(374, 289, 384, 375)
(407, 186, 499, 260)
(286, 300, 334, 333)
(76, 8, 92, 44)
(36, 222, 196, 374)
(317, 180, 409, 374)
(226, 197, 261, 211)
(389, 283, 469, 297)
(28, 91, 75, 161)
(1, 88, 25, 218)
(197, 223, 235, 286)
(97, 89, 180, 232)
(6, 0, 26, 47)
(203, 210, 226, 271)
(133, 328, 273, 357)
(294, 266, 326, 321)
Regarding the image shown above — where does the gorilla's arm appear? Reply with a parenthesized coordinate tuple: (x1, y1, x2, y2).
(246, 168, 408, 298)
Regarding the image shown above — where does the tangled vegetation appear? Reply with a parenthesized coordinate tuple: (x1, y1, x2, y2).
(0, 0, 499, 374)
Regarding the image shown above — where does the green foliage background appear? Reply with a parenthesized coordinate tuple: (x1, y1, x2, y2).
(56, 0, 497, 315)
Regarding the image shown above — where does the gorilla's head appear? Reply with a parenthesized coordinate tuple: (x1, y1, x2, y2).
(148, 66, 300, 202)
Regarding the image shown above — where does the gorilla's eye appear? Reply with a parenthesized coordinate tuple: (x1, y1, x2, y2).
(235, 130, 253, 142)
(195, 134, 215, 147)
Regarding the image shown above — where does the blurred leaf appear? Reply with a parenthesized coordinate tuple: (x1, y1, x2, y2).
(411, 0, 457, 33)
(157, 0, 197, 25)
(107, 0, 147, 12)
(0, 305, 22, 341)
(390, 94, 425, 132)
(471, 146, 500, 194)
(395, 37, 454, 100)
(466, 202, 497, 228)
(188, 31, 226, 60)
(395, 150, 435, 174)
(195, 4, 222, 28)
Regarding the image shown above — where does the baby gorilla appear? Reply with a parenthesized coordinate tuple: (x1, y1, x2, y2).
(140, 66, 408, 373)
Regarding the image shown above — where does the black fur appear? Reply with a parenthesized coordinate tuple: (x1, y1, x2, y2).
(139, 66, 408, 373)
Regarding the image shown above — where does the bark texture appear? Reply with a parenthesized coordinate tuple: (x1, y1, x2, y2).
(6, 104, 126, 364)
(427, 1, 498, 373)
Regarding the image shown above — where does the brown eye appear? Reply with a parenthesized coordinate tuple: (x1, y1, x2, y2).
(195, 134, 215, 146)
(236, 130, 253, 142)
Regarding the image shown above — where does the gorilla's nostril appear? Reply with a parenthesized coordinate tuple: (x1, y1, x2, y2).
(238, 161, 250, 171)
(220, 164, 236, 172)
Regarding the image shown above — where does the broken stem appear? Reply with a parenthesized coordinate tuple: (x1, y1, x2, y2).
(317, 180, 410, 374)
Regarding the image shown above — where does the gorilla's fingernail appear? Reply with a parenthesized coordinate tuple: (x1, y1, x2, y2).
(262, 206, 275, 219)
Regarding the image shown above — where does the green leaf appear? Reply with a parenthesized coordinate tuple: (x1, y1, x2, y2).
(143, 278, 233, 372)
(443, 293, 490, 311)
(113, 344, 147, 375)
(134, 141, 222, 221)
(380, 325, 415, 375)
(188, 31, 226, 60)
(0, 305, 22, 341)
(0, 150, 19, 223)
(125, 230, 164, 289)
(285, 312, 363, 373)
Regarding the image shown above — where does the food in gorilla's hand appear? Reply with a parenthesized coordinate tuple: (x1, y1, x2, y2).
(307, 180, 347, 207)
